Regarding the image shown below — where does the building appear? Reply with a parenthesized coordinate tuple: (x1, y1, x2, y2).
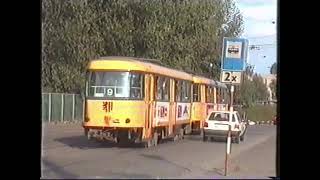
(262, 74, 277, 103)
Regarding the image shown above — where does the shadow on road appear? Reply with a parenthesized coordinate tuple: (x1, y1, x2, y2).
(185, 135, 228, 143)
(212, 168, 225, 176)
(42, 158, 153, 179)
(41, 158, 79, 179)
(54, 135, 146, 149)
(101, 171, 153, 179)
(53, 134, 186, 150)
(140, 154, 191, 172)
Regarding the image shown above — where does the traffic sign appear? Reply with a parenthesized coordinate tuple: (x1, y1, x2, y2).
(221, 37, 248, 72)
(221, 71, 242, 84)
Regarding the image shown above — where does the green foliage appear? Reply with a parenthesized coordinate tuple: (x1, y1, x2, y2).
(245, 105, 276, 122)
(234, 66, 269, 107)
(42, 0, 244, 93)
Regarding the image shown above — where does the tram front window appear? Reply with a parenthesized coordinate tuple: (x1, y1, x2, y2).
(86, 71, 144, 99)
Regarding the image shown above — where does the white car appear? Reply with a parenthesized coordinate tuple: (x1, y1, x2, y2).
(202, 110, 247, 143)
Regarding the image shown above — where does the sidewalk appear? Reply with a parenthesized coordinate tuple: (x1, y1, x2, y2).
(227, 134, 276, 178)
(177, 135, 277, 179)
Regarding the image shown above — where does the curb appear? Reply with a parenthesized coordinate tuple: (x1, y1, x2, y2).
(254, 121, 274, 125)
(42, 121, 83, 126)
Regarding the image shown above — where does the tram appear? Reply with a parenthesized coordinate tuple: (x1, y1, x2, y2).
(83, 56, 230, 147)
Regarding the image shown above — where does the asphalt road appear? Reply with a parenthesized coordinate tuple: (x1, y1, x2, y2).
(41, 123, 277, 179)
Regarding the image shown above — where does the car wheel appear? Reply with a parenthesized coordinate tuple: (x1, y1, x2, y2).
(240, 129, 246, 141)
(200, 128, 204, 137)
(240, 134, 245, 141)
(202, 132, 207, 142)
(84, 129, 91, 140)
(203, 135, 207, 142)
(211, 137, 215, 142)
(144, 139, 153, 148)
(153, 132, 158, 146)
(179, 128, 184, 140)
(201, 129, 206, 141)
(235, 134, 240, 144)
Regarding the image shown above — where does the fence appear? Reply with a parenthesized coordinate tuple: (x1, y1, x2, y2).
(42, 93, 84, 123)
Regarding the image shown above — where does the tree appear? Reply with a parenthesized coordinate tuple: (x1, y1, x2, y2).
(234, 67, 269, 107)
(252, 74, 269, 102)
(270, 62, 277, 75)
(42, 0, 244, 93)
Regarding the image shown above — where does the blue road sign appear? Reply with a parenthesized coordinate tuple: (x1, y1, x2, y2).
(221, 37, 248, 72)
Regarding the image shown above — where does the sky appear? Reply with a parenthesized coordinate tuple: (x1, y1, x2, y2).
(234, 0, 277, 75)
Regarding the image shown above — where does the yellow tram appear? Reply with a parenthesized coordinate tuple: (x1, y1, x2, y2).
(83, 56, 229, 147)
(190, 76, 229, 134)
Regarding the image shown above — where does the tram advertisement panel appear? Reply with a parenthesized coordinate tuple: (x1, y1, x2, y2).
(176, 103, 191, 121)
(154, 102, 170, 124)
(206, 103, 215, 116)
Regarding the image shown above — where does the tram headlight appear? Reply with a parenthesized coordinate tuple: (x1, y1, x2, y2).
(125, 118, 130, 123)
(85, 117, 90, 122)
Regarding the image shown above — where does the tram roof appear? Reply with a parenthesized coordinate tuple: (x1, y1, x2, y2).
(88, 56, 228, 85)
(192, 75, 216, 86)
(88, 56, 193, 81)
(215, 81, 228, 88)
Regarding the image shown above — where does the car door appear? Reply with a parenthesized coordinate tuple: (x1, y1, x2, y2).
(236, 112, 246, 134)
(230, 112, 238, 131)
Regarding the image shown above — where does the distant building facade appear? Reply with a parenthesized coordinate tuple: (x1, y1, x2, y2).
(262, 74, 277, 103)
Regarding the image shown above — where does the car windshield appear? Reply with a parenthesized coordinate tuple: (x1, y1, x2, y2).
(208, 112, 230, 121)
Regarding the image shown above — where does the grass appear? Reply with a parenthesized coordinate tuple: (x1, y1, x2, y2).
(238, 104, 277, 122)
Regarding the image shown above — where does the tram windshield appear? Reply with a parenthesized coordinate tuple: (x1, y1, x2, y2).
(86, 71, 144, 99)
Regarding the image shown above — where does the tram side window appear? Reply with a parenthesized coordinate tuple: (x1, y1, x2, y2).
(210, 87, 215, 102)
(175, 80, 191, 102)
(206, 86, 214, 103)
(205, 86, 209, 102)
(221, 88, 226, 104)
(156, 77, 161, 100)
(156, 76, 170, 101)
(223, 88, 228, 103)
(130, 73, 145, 99)
(221, 88, 225, 103)
(163, 77, 170, 101)
(225, 88, 230, 103)
(175, 80, 182, 102)
(217, 87, 222, 103)
(193, 84, 200, 102)
(215, 87, 219, 103)
(181, 81, 191, 102)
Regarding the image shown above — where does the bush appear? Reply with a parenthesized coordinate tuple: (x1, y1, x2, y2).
(244, 104, 276, 122)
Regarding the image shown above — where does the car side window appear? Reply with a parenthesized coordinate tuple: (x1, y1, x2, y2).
(209, 113, 229, 121)
(236, 113, 241, 123)
(232, 113, 237, 122)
